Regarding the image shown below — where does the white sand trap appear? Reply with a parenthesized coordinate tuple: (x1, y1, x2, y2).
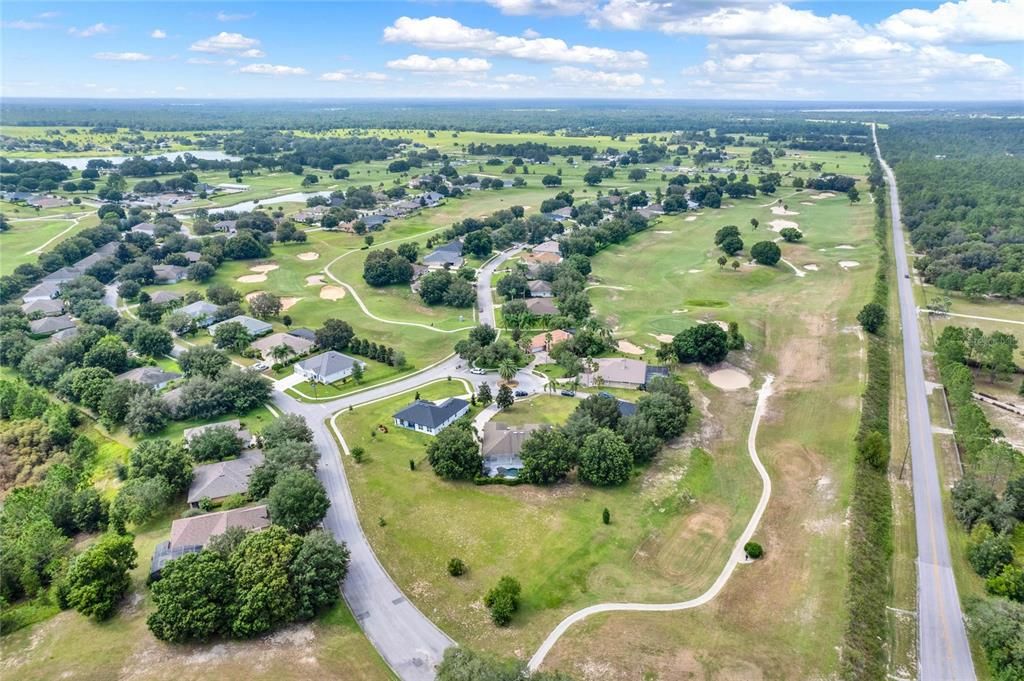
(672, 309, 688, 314)
(237, 274, 267, 283)
(687, 269, 703, 274)
(839, 261, 861, 269)
(771, 206, 799, 216)
(835, 245, 856, 250)
(244, 291, 265, 302)
(616, 340, 645, 355)
(804, 264, 820, 271)
(769, 219, 799, 232)
(800, 201, 815, 206)
(281, 297, 301, 311)
(249, 263, 279, 273)
(296, 252, 320, 261)
(708, 368, 752, 391)
(698, 320, 730, 332)
(655, 230, 673, 234)
(684, 216, 698, 222)
(650, 333, 675, 343)
(811, 192, 836, 199)
(305, 275, 325, 286)
(319, 285, 347, 300)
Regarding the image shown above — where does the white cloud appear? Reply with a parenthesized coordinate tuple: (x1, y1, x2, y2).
(187, 57, 219, 65)
(552, 66, 645, 89)
(217, 10, 253, 22)
(878, 0, 1024, 43)
(486, 0, 594, 15)
(660, 4, 861, 40)
(239, 63, 308, 76)
(494, 73, 537, 83)
(387, 54, 492, 73)
(383, 16, 647, 69)
(68, 23, 110, 37)
(151, 29, 167, 39)
(240, 48, 266, 58)
(190, 31, 260, 53)
(175, 85, 187, 91)
(522, 28, 541, 39)
(2, 20, 47, 30)
(319, 71, 350, 81)
(94, 52, 153, 62)
(318, 70, 390, 82)
(36, 11, 60, 19)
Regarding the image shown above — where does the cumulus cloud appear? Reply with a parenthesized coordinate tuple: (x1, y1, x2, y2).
(319, 70, 392, 82)
(175, 85, 187, 91)
(387, 54, 492, 73)
(878, 0, 1024, 43)
(239, 63, 308, 76)
(240, 48, 266, 58)
(494, 73, 537, 83)
(94, 52, 152, 61)
(68, 23, 110, 37)
(190, 31, 260, 53)
(383, 16, 647, 69)
(2, 20, 48, 30)
(486, 0, 595, 15)
(552, 66, 645, 89)
(217, 10, 253, 22)
(660, 4, 862, 40)
(150, 28, 167, 39)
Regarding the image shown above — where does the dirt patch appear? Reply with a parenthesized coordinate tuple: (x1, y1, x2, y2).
(650, 333, 675, 343)
(296, 252, 319, 261)
(839, 261, 861, 269)
(708, 367, 752, 391)
(319, 285, 347, 300)
(770, 206, 799, 216)
(616, 340, 645, 355)
(281, 297, 301, 311)
(249, 263, 279, 273)
(776, 315, 831, 387)
(768, 219, 799, 232)
(305, 275, 325, 286)
(237, 274, 267, 283)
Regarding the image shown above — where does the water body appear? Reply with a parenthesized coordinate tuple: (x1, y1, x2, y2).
(214, 190, 333, 214)
(49, 150, 240, 171)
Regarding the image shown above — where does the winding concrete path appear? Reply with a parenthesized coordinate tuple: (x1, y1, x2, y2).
(527, 375, 775, 671)
(919, 309, 1024, 327)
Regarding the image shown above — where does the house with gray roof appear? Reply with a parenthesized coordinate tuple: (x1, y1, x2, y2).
(527, 280, 553, 298)
(131, 222, 159, 236)
(73, 252, 110, 271)
(179, 300, 219, 327)
(213, 219, 237, 233)
(187, 450, 264, 507)
(208, 315, 273, 338)
(361, 214, 389, 229)
(153, 264, 187, 283)
(481, 422, 547, 478)
(581, 358, 659, 389)
(150, 505, 269, 576)
(286, 328, 317, 343)
(149, 290, 182, 305)
(21, 298, 65, 317)
(22, 280, 62, 303)
(294, 350, 364, 384)
(183, 419, 254, 447)
(393, 398, 470, 436)
(48, 326, 80, 343)
(250, 332, 314, 362)
(115, 366, 181, 390)
(29, 314, 76, 336)
(182, 250, 203, 263)
(525, 297, 559, 316)
(42, 266, 84, 283)
(423, 240, 464, 269)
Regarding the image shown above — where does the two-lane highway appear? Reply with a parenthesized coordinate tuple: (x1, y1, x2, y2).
(874, 124, 975, 680)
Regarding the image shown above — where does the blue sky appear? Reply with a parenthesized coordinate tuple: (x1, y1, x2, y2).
(3, 1, 1022, 100)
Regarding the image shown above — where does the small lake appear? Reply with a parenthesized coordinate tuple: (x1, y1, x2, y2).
(213, 191, 333, 214)
(49, 150, 241, 171)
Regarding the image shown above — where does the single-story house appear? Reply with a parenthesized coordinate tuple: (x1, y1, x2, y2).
(29, 314, 76, 336)
(183, 419, 254, 447)
(522, 251, 562, 267)
(150, 505, 270, 576)
(529, 329, 573, 353)
(213, 219, 237, 233)
(162, 385, 185, 412)
(287, 328, 318, 344)
(532, 240, 562, 256)
(581, 358, 653, 389)
(182, 250, 203, 263)
(525, 298, 559, 317)
(48, 326, 80, 343)
(250, 332, 315, 362)
(544, 207, 574, 222)
(645, 365, 670, 385)
(393, 398, 470, 436)
(361, 214, 389, 229)
(635, 204, 665, 219)
(153, 264, 187, 284)
(131, 222, 159, 237)
(294, 350, 364, 384)
(149, 290, 182, 306)
(115, 366, 181, 391)
(23, 280, 62, 303)
(527, 280, 554, 298)
(21, 298, 65, 317)
(422, 191, 445, 206)
(73, 252, 110, 271)
(208, 315, 273, 338)
(187, 450, 264, 508)
(42, 266, 84, 283)
(179, 300, 219, 327)
(481, 422, 547, 478)
(214, 183, 250, 193)
(423, 240, 464, 269)
(29, 195, 70, 209)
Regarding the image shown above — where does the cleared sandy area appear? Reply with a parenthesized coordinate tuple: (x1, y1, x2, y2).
(708, 367, 752, 391)
(249, 263, 279, 273)
(244, 291, 265, 302)
(281, 297, 301, 311)
(771, 206, 799, 216)
(237, 274, 267, 283)
(768, 219, 799, 232)
(616, 340, 645, 355)
(839, 261, 861, 269)
(305, 275, 325, 286)
(650, 333, 675, 343)
(319, 285, 347, 300)
(296, 252, 320, 261)
(804, 264, 820, 271)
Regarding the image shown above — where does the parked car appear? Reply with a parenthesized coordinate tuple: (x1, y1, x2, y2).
(251, 362, 269, 371)
(560, 389, 576, 397)
(598, 391, 614, 399)
(514, 390, 528, 397)
(470, 367, 486, 375)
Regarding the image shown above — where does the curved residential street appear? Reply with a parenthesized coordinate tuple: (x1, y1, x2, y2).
(874, 124, 976, 680)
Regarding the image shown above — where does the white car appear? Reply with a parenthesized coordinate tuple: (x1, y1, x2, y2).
(469, 367, 486, 375)
(251, 362, 269, 372)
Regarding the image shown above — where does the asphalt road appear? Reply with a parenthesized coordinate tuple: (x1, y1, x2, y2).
(476, 245, 525, 328)
(874, 125, 976, 680)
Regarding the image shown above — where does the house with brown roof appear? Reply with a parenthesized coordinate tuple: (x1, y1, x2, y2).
(581, 357, 651, 389)
(527, 280, 554, 298)
(522, 251, 562, 266)
(529, 329, 573, 353)
(524, 297, 559, 317)
(149, 505, 270, 576)
(250, 332, 314, 362)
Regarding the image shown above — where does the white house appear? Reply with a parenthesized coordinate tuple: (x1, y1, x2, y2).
(294, 350, 364, 384)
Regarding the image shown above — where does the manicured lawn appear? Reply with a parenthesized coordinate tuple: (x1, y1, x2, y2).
(0, 214, 96, 276)
(491, 394, 579, 427)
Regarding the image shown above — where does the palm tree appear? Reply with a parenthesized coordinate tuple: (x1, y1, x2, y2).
(498, 359, 517, 383)
(270, 344, 293, 364)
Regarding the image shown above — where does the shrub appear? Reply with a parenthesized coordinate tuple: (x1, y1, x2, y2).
(484, 576, 521, 627)
(447, 558, 466, 577)
(744, 541, 764, 559)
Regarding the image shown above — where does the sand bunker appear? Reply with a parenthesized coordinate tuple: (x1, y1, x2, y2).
(771, 206, 799, 216)
(281, 297, 301, 311)
(698, 320, 730, 332)
(296, 252, 320, 261)
(811, 192, 836, 199)
(237, 274, 267, 283)
(687, 269, 703, 274)
(839, 261, 861, 269)
(769, 219, 799, 232)
(305, 275, 325, 286)
(617, 340, 645, 355)
(244, 291, 265, 302)
(684, 216, 698, 222)
(835, 245, 856, 250)
(319, 286, 347, 300)
(800, 201, 815, 206)
(708, 367, 752, 391)
(249, 263, 279, 273)
(650, 333, 675, 343)
(655, 230, 673, 234)
(804, 264, 820, 271)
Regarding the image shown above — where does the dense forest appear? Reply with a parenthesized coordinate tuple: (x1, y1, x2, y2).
(880, 119, 1024, 299)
